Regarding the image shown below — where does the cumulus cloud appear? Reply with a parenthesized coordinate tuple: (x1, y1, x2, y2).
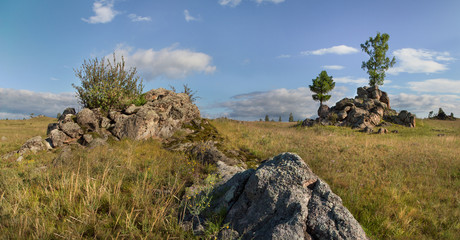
(212, 86, 347, 121)
(184, 10, 199, 22)
(322, 65, 344, 70)
(0, 88, 78, 119)
(219, 0, 242, 7)
(82, 0, 118, 24)
(112, 44, 216, 80)
(128, 14, 151, 22)
(408, 79, 460, 94)
(302, 45, 358, 56)
(388, 48, 454, 75)
(334, 76, 368, 85)
(391, 93, 460, 117)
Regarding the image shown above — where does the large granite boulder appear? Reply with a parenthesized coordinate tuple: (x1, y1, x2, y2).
(183, 153, 368, 240)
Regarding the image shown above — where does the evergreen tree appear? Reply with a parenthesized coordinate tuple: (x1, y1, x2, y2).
(289, 113, 294, 122)
(278, 116, 282, 122)
(265, 115, 269, 122)
(309, 70, 335, 106)
(361, 32, 396, 86)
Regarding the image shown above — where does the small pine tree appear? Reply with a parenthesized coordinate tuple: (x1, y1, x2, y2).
(278, 116, 282, 122)
(265, 115, 269, 122)
(428, 111, 433, 119)
(361, 32, 396, 86)
(289, 113, 294, 122)
(309, 70, 335, 106)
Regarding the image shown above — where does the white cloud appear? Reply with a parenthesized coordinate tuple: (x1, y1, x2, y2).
(184, 10, 199, 22)
(388, 48, 454, 75)
(128, 14, 151, 22)
(0, 88, 78, 119)
(302, 45, 358, 56)
(334, 76, 368, 85)
(82, 0, 118, 24)
(112, 44, 216, 80)
(408, 79, 460, 94)
(219, 0, 242, 7)
(276, 54, 291, 59)
(255, 0, 286, 4)
(212, 86, 347, 121)
(322, 65, 344, 70)
(391, 93, 460, 117)
(50, 77, 59, 81)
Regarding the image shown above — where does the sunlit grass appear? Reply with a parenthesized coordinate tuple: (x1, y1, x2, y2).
(211, 118, 460, 240)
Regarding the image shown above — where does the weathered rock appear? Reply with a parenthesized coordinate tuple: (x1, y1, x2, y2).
(52, 146, 73, 165)
(18, 136, 47, 155)
(47, 123, 59, 135)
(82, 134, 93, 145)
(49, 129, 71, 148)
(58, 108, 76, 121)
(361, 126, 374, 133)
(100, 117, 111, 129)
(1, 136, 7, 141)
(77, 108, 99, 132)
(318, 104, 330, 119)
(185, 153, 368, 240)
(216, 161, 246, 183)
(88, 138, 107, 149)
(357, 87, 368, 99)
(124, 104, 142, 115)
(369, 112, 381, 126)
(335, 98, 354, 110)
(60, 122, 83, 138)
(190, 141, 241, 166)
(368, 86, 382, 99)
(302, 118, 316, 127)
(380, 91, 390, 108)
(111, 108, 160, 140)
(337, 110, 348, 121)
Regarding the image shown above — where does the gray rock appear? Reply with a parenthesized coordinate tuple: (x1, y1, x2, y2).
(60, 122, 83, 138)
(216, 161, 245, 182)
(53, 146, 73, 165)
(357, 87, 368, 99)
(377, 128, 388, 134)
(47, 123, 59, 135)
(18, 136, 47, 154)
(49, 129, 71, 148)
(186, 153, 368, 240)
(88, 138, 107, 149)
(58, 108, 76, 121)
(100, 117, 111, 128)
(380, 91, 390, 108)
(82, 134, 93, 145)
(124, 104, 141, 115)
(77, 108, 99, 132)
(318, 104, 330, 119)
(190, 141, 241, 166)
(1, 136, 7, 141)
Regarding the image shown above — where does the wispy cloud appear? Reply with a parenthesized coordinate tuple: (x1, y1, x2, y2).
(334, 76, 368, 85)
(408, 79, 460, 94)
(388, 48, 454, 75)
(184, 10, 199, 22)
(0, 88, 78, 119)
(219, 0, 242, 7)
(211, 86, 347, 120)
(50, 77, 59, 81)
(276, 54, 291, 59)
(322, 65, 344, 70)
(255, 0, 286, 4)
(128, 14, 151, 22)
(112, 44, 216, 80)
(82, 0, 118, 24)
(302, 45, 358, 56)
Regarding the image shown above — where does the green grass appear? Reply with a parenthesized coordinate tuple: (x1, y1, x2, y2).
(1, 117, 459, 239)
(210, 118, 460, 240)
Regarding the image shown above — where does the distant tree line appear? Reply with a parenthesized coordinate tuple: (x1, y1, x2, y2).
(428, 108, 456, 120)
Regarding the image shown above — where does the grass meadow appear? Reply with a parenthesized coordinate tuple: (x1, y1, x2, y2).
(0, 117, 459, 239)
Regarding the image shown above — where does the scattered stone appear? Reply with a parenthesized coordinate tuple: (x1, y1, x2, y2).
(52, 146, 73, 165)
(392, 130, 399, 134)
(16, 156, 23, 162)
(362, 126, 374, 133)
(1, 136, 7, 141)
(438, 134, 446, 137)
(88, 138, 107, 149)
(58, 108, 76, 121)
(47, 123, 59, 135)
(60, 122, 83, 138)
(124, 104, 141, 115)
(82, 134, 94, 145)
(318, 104, 330, 118)
(377, 128, 389, 134)
(190, 141, 241, 166)
(18, 136, 47, 154)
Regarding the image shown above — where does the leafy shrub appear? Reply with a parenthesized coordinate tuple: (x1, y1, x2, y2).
(72, 53, 144, 111)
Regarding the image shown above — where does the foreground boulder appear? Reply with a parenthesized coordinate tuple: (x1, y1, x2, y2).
(183, 153, 368, 240)
(302, 86, 416, 130)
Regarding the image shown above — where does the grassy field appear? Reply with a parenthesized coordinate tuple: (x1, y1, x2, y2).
(211, 118, 460, 240)
(0, 117, 459, 239)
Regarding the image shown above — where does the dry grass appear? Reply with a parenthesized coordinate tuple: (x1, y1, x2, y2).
(1, 117, 459, 239)
(211, 118, 460, 239)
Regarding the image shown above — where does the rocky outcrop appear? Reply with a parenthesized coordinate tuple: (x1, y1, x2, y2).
(2, 136, 52, 161)
(302, 86, 416, 130)
(43, 88, 201, 149)
(183, 153, 368, 240)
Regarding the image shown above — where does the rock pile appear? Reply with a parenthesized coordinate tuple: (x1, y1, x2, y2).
(182, 153, 368, 240)
(302, 86, 416, 129)
(45, 88, 200, 149)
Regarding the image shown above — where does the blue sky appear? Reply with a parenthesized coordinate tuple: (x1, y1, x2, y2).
(1, 0, 460, 120)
